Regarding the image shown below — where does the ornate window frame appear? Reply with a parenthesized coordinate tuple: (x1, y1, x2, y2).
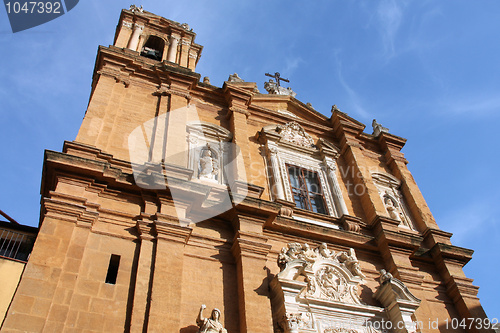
(186, 122, 232, 185)
(258, 122, 348, 218)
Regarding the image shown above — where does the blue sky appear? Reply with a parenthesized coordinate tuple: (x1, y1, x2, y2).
(1, 0, 499, 317)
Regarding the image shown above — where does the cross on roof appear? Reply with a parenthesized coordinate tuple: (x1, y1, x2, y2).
(265, 72, 290, 87)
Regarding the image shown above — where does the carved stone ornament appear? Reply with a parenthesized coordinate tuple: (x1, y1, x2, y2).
(228, 73, 244, 82)
(264, 79, 297, 97)
(271, 243, 388, 333)
(373, 269, 421, 333)
(277, 122, 315, 148)
(371, 119, 389, 137)
(129, 4, 143, 13)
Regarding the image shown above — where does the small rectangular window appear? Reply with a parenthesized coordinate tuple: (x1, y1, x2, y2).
(287, 165, 327, 214)
(105, 254, 121, 284)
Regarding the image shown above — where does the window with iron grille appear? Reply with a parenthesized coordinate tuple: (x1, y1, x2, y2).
(287, 165, 327, 214)
(0, 229, 35, 262)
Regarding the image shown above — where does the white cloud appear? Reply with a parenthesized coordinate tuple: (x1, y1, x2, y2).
(376, 0, 404, 58)
(334, 55, 371, 120)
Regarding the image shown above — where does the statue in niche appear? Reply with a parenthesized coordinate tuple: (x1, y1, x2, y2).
(384, 196, 401, 221)
(197, 304, 227, 333)
(338, 248, 366, 279)
(384, 195, 409, 226)
(198, 148, 219, 181)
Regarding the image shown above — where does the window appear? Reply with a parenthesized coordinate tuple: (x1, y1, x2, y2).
(258, 121, 348, 218)
(105, 254, 121, 284)
(287, 165, 327, 214)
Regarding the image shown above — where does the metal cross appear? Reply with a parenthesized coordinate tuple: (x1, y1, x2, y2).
(265, 72, 290, 87)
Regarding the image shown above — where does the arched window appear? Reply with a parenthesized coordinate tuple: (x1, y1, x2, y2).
(141, 35, 165, 61)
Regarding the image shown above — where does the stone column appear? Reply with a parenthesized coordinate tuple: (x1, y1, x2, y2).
(127, 23, 144, 51)
(267, 145, 285, 200)
(167, 36, 179, 62)
(323, 157, 349, 216)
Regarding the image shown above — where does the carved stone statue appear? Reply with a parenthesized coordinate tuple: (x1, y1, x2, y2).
(384, 196, 401, 221)
(316, 242, 334, 259)
(129, 4, 143, 12)
(379, 269, 393, 285)
(199, 149, 219, 181)
(263, 79, 297, 97)
(228, 73, 244, 82)
(197, 304, 227, 333)
(372, 119, 389, 136)
(338, 248, 366, 279)
(203, 76, 211, 84)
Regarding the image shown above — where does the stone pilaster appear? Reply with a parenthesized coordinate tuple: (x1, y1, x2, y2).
(146, 215, 192, 332)
(129, 219, 155, 333)
(231, 228, 273, 333)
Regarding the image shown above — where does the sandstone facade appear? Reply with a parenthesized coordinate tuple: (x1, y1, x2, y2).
(1, 7, 493, 333)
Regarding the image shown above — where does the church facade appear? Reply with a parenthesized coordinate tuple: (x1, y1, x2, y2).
(1, 7, 493, 333)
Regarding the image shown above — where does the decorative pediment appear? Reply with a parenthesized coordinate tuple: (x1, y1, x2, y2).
(277, 243, 365, 305)
(276, 122, 315, 148)
(271, 243, 387, 333)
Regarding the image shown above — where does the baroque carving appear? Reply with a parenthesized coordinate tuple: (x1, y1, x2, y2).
(264, 79, 297, 97)
(228, 73, 244, 82)
(277, 243, 365, 305)
(372, 119, 389, 137)
(271, 243, 388, 333)
(129, 4, 143, 13)
(277, 122, 315, 148)
(280, 312, 314, 331)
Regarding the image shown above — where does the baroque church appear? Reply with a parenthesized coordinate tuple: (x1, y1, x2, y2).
(1, 6, 493, 333)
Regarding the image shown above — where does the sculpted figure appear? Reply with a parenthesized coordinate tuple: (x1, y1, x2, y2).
(277, 247, 290, 270)
(316, 243, 334, 259)
(197, 304, 227, 333)
(379, 269, 393, 285)
(300, 243, 318, 262)
(384, 196, 401, 221)
(199, 149, 218, 180)
(339, 248, 366, 279)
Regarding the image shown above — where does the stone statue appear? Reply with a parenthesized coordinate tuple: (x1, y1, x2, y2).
(129, 4, 143, 13)
(379, 269, 393, 285)
(384, 196, 401, 221)
(199, 149, 219, 181)
(228, 73, 244, 82)
(372, 119, 389, 136)
(264, 79, 297, 97)
(197, 304, 227, 333)
(338, 248, 366, 279)
(203, 76, 211, 84)
(316, 242, 334, 259)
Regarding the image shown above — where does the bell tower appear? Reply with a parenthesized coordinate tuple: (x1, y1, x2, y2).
(114, 5, 202, 69)
(75, 6, 204, 162)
